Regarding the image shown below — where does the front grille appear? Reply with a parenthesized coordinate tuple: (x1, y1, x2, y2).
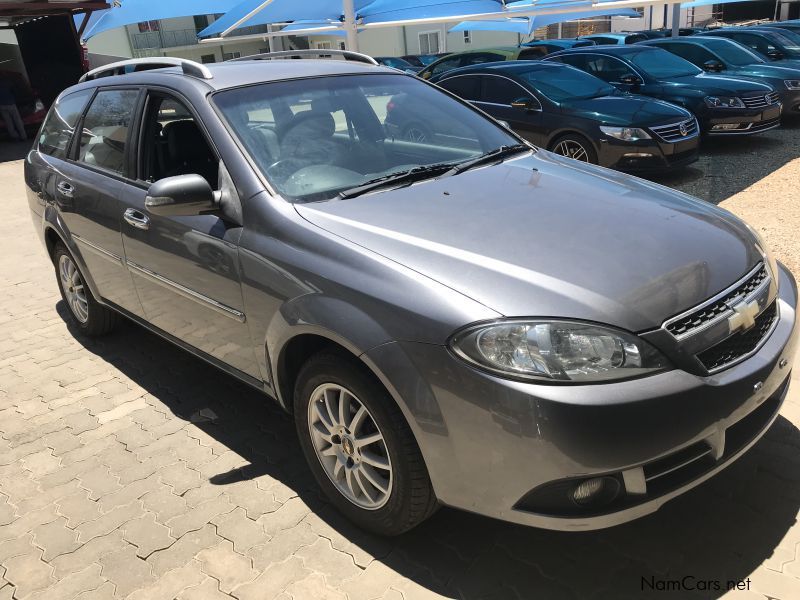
(697, 301, 778, 371)
(650, 118, 699, 142)
(742, 92, 780, 109)
(665, 264, 768, 337)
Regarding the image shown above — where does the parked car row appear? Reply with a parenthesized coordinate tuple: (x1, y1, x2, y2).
(383, 23, 800, 174)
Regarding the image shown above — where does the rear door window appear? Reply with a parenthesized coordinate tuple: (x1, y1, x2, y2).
(38, 89, 93, 159)
(481, 76, 533, 106)
(76, 89, 139, 176)
(438, 75, 482, 101)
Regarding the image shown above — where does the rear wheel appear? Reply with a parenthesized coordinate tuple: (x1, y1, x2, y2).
(550, 133, 598, 164)
(401, 122, 433, 143)
(53, 243, 117, 336)
(294, 350, 437, 535)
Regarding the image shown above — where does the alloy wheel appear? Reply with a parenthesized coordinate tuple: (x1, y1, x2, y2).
(59, 254, 89, 323)
(553, 140, 590, 162)
(307, 383, 393, 510)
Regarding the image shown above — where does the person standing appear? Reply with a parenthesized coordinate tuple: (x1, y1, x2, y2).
(0, 78, 27, 141)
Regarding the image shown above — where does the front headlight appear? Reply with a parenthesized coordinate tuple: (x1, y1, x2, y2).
(450, 320, 669, 383)
(599, 126, 651, 141)
(704, 96, 745, 108)
(785, 80, 800, 90)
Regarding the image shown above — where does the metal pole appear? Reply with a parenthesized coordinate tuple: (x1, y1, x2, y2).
(774, 0, 781, 21)
(671, 3, 680, 37)
(343, 0, 359, 52)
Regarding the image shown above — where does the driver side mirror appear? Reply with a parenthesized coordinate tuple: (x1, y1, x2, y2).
(767, 49, 784, 61)
(702, 59, 725, 73)
(145, 174, 217, 217)
(618, 73, 643, 87)
(511, 97, 539, 111)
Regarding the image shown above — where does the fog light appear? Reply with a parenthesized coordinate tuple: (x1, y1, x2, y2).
(571, 476, 621, 507)
(712, 123, 743, 131)
(622, 153, 654, 158)
(573, 478, 605, 504)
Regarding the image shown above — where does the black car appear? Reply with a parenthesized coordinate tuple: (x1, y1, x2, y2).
(401, 53, 448, 68)
(544, 45, 782, 135)
(641, 36, 800, 115)
(520, 39, 596, 56)
(431, 61, 699, 173)
(374, 56, 421, 73)
(701, 28, 800, 62)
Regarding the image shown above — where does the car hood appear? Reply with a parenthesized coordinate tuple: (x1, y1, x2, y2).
(561, 95, 691, 126)
(661, 72, 773, 95)
(295, 152, 762, 333)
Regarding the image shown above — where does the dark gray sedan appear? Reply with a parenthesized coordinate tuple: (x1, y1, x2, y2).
(26, 53, 798, 535)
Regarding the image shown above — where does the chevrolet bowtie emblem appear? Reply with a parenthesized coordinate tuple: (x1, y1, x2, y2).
(728, 300, 760, 334)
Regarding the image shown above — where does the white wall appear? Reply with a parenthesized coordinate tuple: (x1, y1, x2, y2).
(85, 29, 133, 58)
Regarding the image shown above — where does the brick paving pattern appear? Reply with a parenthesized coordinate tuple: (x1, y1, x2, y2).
(1, 155, 800, 599)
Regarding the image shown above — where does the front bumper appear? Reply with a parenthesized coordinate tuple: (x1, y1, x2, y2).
(598, 135, 699, 173)
(364, 263, 798, 530)
(703, 102, 782, 135)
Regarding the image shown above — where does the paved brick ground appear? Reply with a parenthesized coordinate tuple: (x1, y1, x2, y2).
(1, 153, 800, 600)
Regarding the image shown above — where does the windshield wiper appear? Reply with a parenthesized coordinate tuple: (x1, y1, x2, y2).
(439, 144, 531, 178)
(339, 163, 453, 199)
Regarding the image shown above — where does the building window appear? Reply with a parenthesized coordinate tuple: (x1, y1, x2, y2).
(339, 41, 346, 50)
(419, 31, 441, 54)
(315, 41, 333, 50)
(222, 51, 241, 61)
(138, 20, 160, 32)
(463, 31, 472, 44)
(193, 15, 210, 32)
(200, 54, 216, 64)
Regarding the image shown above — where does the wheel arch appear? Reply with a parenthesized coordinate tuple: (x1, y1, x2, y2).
(546, 128, 600, 155)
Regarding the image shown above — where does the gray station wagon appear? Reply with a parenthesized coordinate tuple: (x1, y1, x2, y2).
(25, 51, 798, 535)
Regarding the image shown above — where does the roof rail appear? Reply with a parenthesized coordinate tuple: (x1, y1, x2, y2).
(79, 58, 213, 83)
(228, 49, 378, 66)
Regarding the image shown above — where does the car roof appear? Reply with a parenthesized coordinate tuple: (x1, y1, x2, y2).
(435, 60, 571, 78)
(548, 44, 659, 57)
(72, 59, 398, 92)
(524, 39, 587, 47)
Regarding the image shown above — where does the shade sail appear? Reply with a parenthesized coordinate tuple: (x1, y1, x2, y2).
(449, 8, 642, 35)
(281, 21, 350, 36)
(198, 0, 511, 38)
(84, 1, 242, 40)
(680, 0, 755, 7)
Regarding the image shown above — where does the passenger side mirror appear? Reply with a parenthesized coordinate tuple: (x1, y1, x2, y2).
(767, 49, 784, 60)
(511, 97, 539, 111)
(145, 174, 217, 217)
(702, 59, 724, 72)
(618, 73, 643, 87)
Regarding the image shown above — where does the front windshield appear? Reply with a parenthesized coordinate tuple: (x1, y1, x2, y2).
(520, 66, 615, 101)
(703, 40, 764, 66)
(761, 30, 800, 54)
(628, 48, 702, 78)
(213, 74, 518, 202)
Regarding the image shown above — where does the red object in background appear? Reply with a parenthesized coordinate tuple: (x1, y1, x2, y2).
(81, 44, 90, 73)
(0, 70, 47, 135)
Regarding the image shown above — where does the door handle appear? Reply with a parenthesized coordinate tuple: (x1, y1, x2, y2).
(124, 208, 150, 231)
(56, 181, 75, 198)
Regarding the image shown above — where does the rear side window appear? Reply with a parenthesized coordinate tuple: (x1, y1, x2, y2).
(38, 90, 92, 159)
(77, 89, 139, 175)
(519, 47, 548, 59)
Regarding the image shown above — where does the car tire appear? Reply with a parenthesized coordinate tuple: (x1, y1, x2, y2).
(53, 242, 117, 336)
(400, 122, 433, 143)
(550, 133, 598, 164)
(294, 350, 437, 536)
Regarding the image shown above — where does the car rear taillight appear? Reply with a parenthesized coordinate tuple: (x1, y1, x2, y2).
(386, 100, 396, 113)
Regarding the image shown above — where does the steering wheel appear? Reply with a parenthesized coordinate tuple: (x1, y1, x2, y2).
(265, 158, 307, 182)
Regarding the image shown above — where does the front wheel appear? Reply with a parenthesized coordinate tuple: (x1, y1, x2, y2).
(550, 133, 598, 164)
(294, 350, 437, 535)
